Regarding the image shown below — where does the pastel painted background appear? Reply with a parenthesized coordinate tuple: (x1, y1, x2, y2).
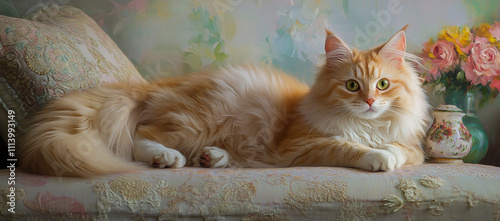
(1, 0, 499, 165)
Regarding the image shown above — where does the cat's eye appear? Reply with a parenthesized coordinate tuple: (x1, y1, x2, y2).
(377, 78, 390, 90)
(346, 80, 359, 92)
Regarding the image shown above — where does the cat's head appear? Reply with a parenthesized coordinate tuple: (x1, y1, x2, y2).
(307, 26, 424, 121)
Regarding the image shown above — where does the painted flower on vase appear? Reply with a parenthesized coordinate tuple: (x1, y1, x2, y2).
(428, 120, 455, 144)
(426, 118, 472, 158)
(459, 122, 473, 141)
(428, 120, 472, 144)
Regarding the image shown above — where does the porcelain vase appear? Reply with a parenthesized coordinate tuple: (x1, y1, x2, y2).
(424, 105, 473, 163)
(444, 90, 489, 163)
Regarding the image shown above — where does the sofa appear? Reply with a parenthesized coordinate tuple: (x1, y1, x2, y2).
(1, 5, 499, 220)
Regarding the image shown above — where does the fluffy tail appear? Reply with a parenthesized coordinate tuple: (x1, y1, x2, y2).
(19, 86, 147, 177)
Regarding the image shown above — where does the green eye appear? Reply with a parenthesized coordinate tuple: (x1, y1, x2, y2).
(346, 80, 359, 92)
(377, 78, 390, 90)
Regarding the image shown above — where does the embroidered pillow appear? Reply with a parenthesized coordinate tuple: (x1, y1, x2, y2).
(0, 5, 145, 137)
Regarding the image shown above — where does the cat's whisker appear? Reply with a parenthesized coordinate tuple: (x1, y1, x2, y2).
(389, 105, 413, 113)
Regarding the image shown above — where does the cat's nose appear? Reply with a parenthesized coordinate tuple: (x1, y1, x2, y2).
(364, 98, 375, 106)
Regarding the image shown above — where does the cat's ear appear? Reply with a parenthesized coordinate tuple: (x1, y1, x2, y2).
(377, 25, 408, 66)
(325, 30, 353, 69)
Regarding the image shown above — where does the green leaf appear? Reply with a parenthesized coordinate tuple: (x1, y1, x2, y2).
(456, 71, 465, 80)
(184, 53, 202, 71)
(213, 42, 229, 62)
(342, 0, 349, 16)
(215, 52, 228, 61)
(214, 42, 222, 55)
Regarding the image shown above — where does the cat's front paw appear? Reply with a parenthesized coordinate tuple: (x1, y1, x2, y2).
(356, 149, 397, 172)
(151, 149, 186, 168)
(379, 144, 405, 168)
(193, 146, 229, 168)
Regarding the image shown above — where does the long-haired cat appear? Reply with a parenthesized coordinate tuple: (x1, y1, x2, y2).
(19, 27, 431, 177)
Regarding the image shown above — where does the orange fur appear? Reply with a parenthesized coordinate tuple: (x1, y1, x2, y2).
(19, 28, 430, 177)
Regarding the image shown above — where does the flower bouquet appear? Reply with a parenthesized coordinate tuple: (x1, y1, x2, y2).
(420, 22, 500, 163)
(421, 22, 500, 106)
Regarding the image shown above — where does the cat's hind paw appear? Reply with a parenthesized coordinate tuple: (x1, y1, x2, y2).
(151, 149, 186, 169)
(356, 149, 398, 172)
(194, 146, 229, 168)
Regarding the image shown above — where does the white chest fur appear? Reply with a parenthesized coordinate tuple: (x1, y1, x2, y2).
(332, 119, 395, 148)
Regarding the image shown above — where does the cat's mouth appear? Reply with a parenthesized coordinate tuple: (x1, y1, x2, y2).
(359, 107, 382, 119)
(365, 107, 376, 112)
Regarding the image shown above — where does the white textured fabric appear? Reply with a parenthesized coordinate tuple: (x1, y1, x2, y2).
(1, 163, 499, 220)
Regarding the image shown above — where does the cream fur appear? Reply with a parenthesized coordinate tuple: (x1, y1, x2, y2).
(19, 29, 431, 177)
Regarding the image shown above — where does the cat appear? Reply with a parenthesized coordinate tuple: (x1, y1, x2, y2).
(18, 27, 431, 177)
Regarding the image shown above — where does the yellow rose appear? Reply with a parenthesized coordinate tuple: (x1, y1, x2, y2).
(456, 26, 472, 47)
(439, 26, 459, 42)
(438, 26, 471, 57)
(476, 23, 496, 43)
(454, 26, 473, 57)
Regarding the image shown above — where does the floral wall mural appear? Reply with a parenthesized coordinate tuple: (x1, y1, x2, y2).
(2, 0, 498, 83)
(1, 0, 499, 164)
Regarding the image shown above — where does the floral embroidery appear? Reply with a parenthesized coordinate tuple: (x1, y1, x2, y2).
(467, 195, 479, 207)
(284, 180, 347, 209)
(24, 192, 86, 217)
(1, 152, 500, 220)
(428, 199, 449, 216)
(420, 175, 445, 189)
(396, 179, 422, 202)
(221, 181, 256, 204)
(337, 200, 377, 221)
(382, 195, 404, 213)
(108, 176, 152, 201)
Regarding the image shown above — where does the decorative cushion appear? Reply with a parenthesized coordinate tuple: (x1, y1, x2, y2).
(0, 5, 145, 136)
(0, 164, 499, 220)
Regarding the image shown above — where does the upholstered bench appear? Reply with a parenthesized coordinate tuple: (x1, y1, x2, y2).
(1, 164, 500, 220)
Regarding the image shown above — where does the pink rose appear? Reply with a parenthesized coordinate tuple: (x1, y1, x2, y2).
(462, 37, 500, 86)
(489, 21, 500, 41)
(491, 78, 500, 91)
(428, 39, 459, 79)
